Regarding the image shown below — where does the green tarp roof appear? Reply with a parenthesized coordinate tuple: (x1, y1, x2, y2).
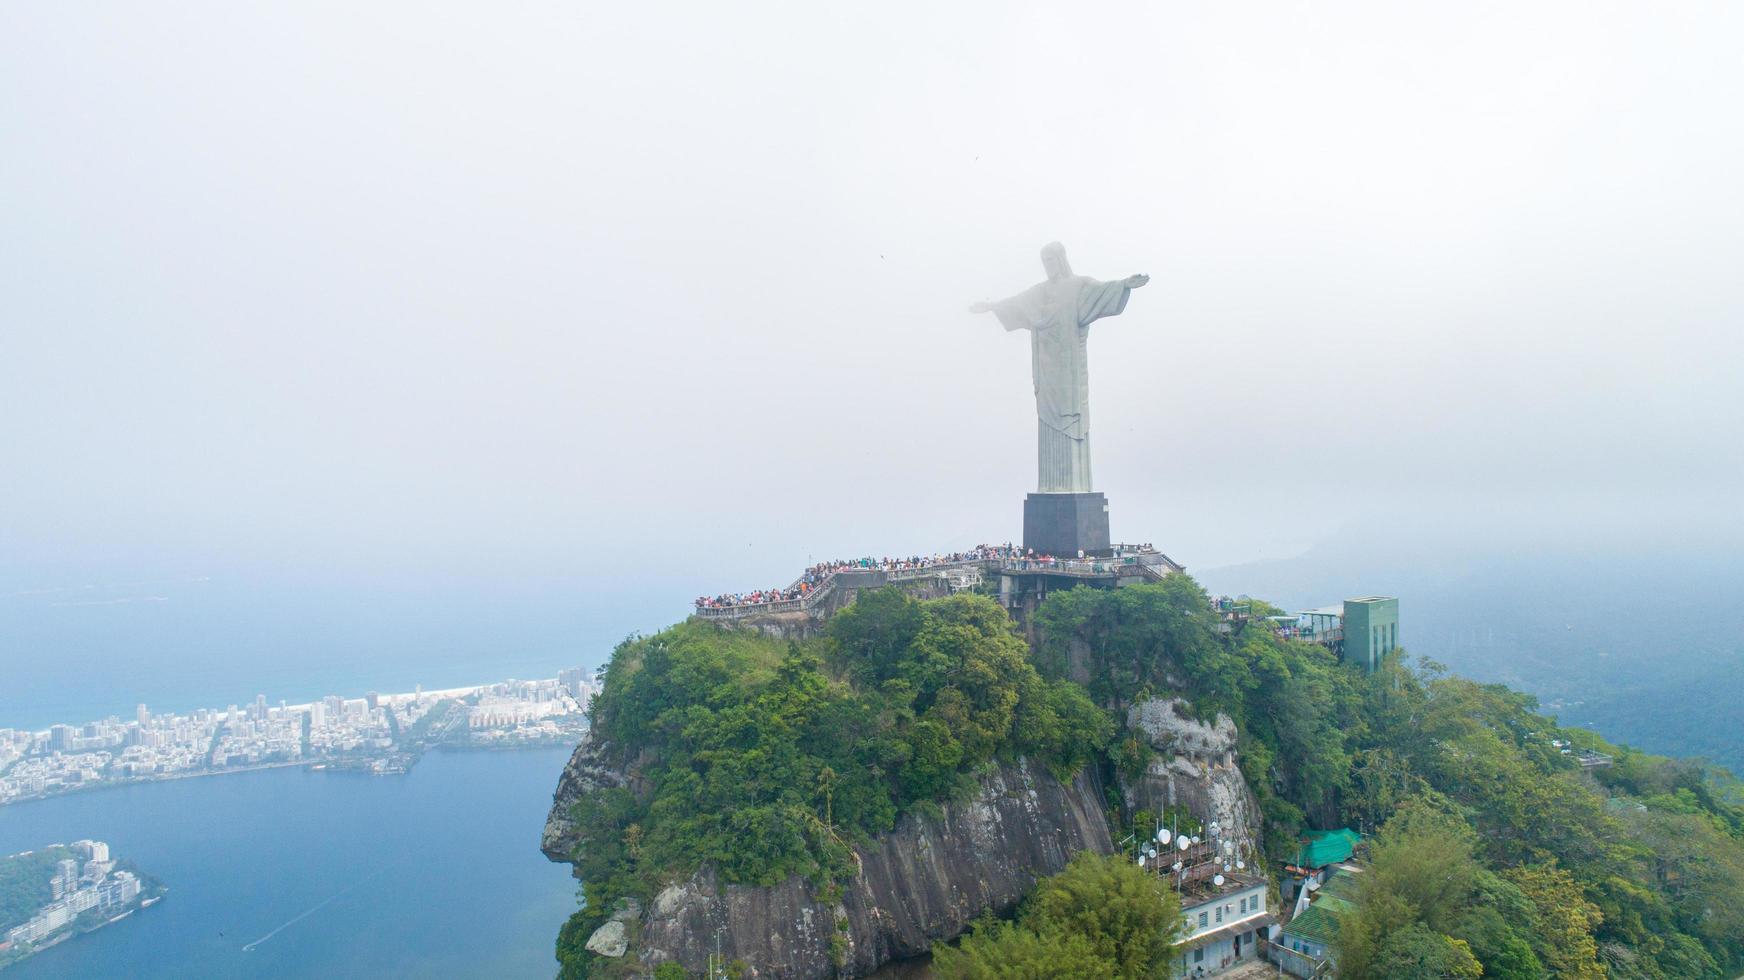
(1318, 870, 1361, 901)
(1284, 894, 1353, 945)
(1293, 827, 1361, 868)
(1283, 869, 1362, 946)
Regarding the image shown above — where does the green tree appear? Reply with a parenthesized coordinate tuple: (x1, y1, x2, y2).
(1363, 798, 1477, 932)
(933, 918, 1116, 980)
(933, 853, 1180, 980)
(1338, 798, 1479, 980)
(1505, 864, 1605, 980)
(1023, 852, 1182, 979)
(1368, 924, 1483, 980)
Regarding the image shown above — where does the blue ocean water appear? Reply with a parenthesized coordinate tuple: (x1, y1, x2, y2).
(0, 747, 579, 979)
(0, 569, 686, 731)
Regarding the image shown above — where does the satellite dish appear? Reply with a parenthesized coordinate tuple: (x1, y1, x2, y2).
(1137, 856, 1146, 867)
(1237, 860, 1246, 870)
(1147, 848, 1158, 859)
(1214, 874, 1225, 886)
(1209, 821, 1220, 833)
(1172, 861, 1183, 871)
(1223, 840, 1235, 854)
(1157, 829, 1169, 844)
(1177, 838, 1190, 851)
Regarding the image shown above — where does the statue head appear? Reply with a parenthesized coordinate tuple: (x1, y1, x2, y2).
(1040, 242, 1072, 281)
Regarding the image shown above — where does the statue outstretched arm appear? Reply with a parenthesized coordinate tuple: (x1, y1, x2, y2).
(969, 284, 1035, 316)
(1123, 274, 1150, 288)
(970, 288, 1040, 331)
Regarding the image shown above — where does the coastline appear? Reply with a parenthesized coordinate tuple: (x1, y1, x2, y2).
(0, 736, 585, 812)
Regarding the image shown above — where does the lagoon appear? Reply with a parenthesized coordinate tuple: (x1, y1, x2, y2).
(0, 747, 577, 979)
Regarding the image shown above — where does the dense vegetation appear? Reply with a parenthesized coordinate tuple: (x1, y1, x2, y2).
(558, 591, 1110, 977)
(558, 574, 1744, 978)
(932, 853, 1181, 980)
(1037, 576, 1744, 980)
(0, 846, 75, 933)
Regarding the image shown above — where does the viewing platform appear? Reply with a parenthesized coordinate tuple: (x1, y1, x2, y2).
(692, 545, 1185, 624)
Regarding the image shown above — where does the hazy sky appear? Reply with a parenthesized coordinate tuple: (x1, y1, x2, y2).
(5, 0, 1741, 605)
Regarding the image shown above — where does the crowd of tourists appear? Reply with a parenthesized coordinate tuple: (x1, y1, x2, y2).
(693, 543, 1166, 612)
(694, 544, 1026, 611)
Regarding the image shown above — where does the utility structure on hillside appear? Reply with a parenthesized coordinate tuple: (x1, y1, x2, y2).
(1271, 597, 1400, 673)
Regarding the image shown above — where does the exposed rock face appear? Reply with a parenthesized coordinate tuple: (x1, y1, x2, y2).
(584, 919, 628, 957)
(541, 733, 629, 861)
(544, 753, 1112, 978)
(1122, 697, 1261, 849)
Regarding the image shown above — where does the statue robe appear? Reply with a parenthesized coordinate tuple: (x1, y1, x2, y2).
(990, 275, 1133, 493)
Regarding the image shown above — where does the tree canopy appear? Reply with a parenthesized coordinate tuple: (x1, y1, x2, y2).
(558, 575, 1744, 979)
(558, 591, 1111, 978)
(1032, 579, 1744, 980)
(932, 852, 1181, 980)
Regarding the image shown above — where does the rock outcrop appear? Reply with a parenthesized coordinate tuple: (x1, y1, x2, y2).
(544, 750, 1112, 978)
(541, 733, 630, 861)
(1121, 697, 1262, 849)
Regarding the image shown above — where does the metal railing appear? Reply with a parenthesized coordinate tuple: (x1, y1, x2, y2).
(1274, 626, 1342, 646)
(694, 596, 808, 619)
(693, 548, 1179, 620)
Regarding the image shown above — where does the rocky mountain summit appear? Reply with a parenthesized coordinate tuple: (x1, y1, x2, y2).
(544, 709, 1253, 977)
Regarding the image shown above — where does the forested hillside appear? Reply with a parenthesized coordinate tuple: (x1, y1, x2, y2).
(1198, 543, 1744, 774)
(557, 591, 1110, 975)
(555, 576, 1744, 979)
(0, 845, 76, 933)
(1035, 576, 1744, 978)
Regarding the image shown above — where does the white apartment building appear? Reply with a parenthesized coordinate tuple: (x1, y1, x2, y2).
(1172, 873, 1273, 978)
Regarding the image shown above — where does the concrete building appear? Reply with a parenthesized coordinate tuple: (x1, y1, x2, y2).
(1172, 873, 1272, 978)
(558, 667, 589, 699)
(98, 871, 141, 909)
(1274, 867, 1360, 977)
(1342, 597, 1399, 673)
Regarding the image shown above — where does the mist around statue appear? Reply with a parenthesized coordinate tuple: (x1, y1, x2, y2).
(3, 1, 1741, 978)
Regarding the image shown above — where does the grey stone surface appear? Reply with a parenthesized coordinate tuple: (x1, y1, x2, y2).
(584, 919, 628, 958)
(1123, 698, 1261, 850)
(970, 242, 1148, 494)
(546, 754, 1113, 978)
(1022, 490, 1112, 557)
(541, 732, 630, 861)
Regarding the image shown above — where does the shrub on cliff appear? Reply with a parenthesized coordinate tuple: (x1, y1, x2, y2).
(932, 852, 1181, 980)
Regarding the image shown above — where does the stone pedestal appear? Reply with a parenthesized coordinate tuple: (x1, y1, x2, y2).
(1023, 492, 1111, 558)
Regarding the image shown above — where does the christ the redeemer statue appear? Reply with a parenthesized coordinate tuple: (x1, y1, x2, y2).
(970, 242, 1149, 495)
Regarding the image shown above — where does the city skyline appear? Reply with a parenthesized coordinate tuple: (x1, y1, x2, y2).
(0, 669, 598, 808)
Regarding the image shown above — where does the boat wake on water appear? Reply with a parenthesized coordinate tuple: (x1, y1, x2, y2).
(242, 869, 386, 952)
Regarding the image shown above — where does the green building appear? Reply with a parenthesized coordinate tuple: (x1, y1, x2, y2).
(1341, 596, 1399, 673)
